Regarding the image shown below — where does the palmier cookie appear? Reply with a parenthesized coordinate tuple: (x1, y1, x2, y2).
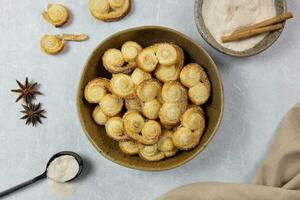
(121, 41, 143, 64)
(125, 97, 142, 112)
(157, 130, 178, 157)
(138, 143, 165, 162)
(110, 73, 135, 99)
(161, 81, 187, 104)
(161, 81, 188, 115)
(131, 68, 152, 86)
(159, 102, 182, 126)
(136, 79, 162, 102)
(89, 0, 131, 22)
(40, 34, 64, 55)
(84, 78, 110, 103)
(181, 106, 205, 131)
(119, 140, 139, 155)
(92, 105, 109, 125)
(136, 44, 159, 72)
(180, 63, 211, 105)
(154, 44, 184, 82)
(42, 4, 69, 27)
(123, 110, 144, 135)
(173, 126, 203, 150)
(105, 117, 129, 140)
(188, 82, 211, 106)
(156, 43, 178, 66)
(102, 49, 134, 74)
(123, 111, 161, 145)
(99, 94, 123, 116)
(142, 99, 161, 120)
(140, 120, 162, 144)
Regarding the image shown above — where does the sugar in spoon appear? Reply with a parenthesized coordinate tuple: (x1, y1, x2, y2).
(0, 151, 83, 198)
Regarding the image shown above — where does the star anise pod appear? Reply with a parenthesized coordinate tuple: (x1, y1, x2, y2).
(11, 77, 42, 104)
(20, 103, 46, 126)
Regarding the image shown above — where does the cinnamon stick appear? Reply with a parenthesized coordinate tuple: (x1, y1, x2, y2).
(234, 12, 293, 34)
(221, 24, 283, 43)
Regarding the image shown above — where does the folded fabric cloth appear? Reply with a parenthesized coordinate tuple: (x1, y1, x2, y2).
(157, 103, 300, 200)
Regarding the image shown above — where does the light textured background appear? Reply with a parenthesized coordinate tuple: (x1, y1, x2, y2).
(0, 0, 299, 199)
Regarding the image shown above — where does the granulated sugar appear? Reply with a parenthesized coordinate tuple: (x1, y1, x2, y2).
(47, 155, 79, 183)
(202, 0, 276, 51)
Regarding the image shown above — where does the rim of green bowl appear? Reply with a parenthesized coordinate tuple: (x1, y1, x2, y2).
(194, 0, 287, 57)
(76, 26, 224, 171)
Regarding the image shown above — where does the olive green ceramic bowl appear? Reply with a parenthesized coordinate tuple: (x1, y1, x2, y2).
(77, 26, 224, 171)
(194, 0, 287, 57)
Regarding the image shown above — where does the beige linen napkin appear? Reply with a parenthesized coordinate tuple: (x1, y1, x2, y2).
(158, 103, 300, 200)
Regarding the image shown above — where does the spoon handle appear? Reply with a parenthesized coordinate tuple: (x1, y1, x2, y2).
(0, 172, 46, 198)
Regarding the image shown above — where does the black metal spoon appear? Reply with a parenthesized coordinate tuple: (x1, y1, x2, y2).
(0, 151, 83, 198)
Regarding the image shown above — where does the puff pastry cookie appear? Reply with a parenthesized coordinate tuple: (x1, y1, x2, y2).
(157, 130, 177, 157)
(173, 126, 203, 150)
(136, 80, 162, 102)
(159, 102, 182, 126)
(156, 43, 178, 66)
(92, 105, 109, 125)
(135, 79, 162, 119)
(142, 99, 161, 120)
(84, 78, 110, 103)
(180, 63, 211, 105)
(110, 74, 135, 98)
(131, 68, 152, 86)
(180, 63, 203, 88)
(189, 82, 211, 106)
(105, 117, 129, 140)
(119, 140, 139, 155)
(159, 81, 188, 125)
(42, 4, 69, 27)
(154, 44, 184, 82)
(100, 94, 123, 116)
(172, 106, 206, 150)
(102, 49, 132, 74)
(123, 110, 144, 134)
(121, 41, 143, 64)
(138, 144, 165, 162)
(125, 97, 142, 112)
(161, 81, 187, 104)
(140, 120, 162, 144)
(40, 35, 64, 55)
(136, 44, 159, 72)
(181, 106, 205, 131)
(123, 111, 161, 145)
(89, 0, 131, 22)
